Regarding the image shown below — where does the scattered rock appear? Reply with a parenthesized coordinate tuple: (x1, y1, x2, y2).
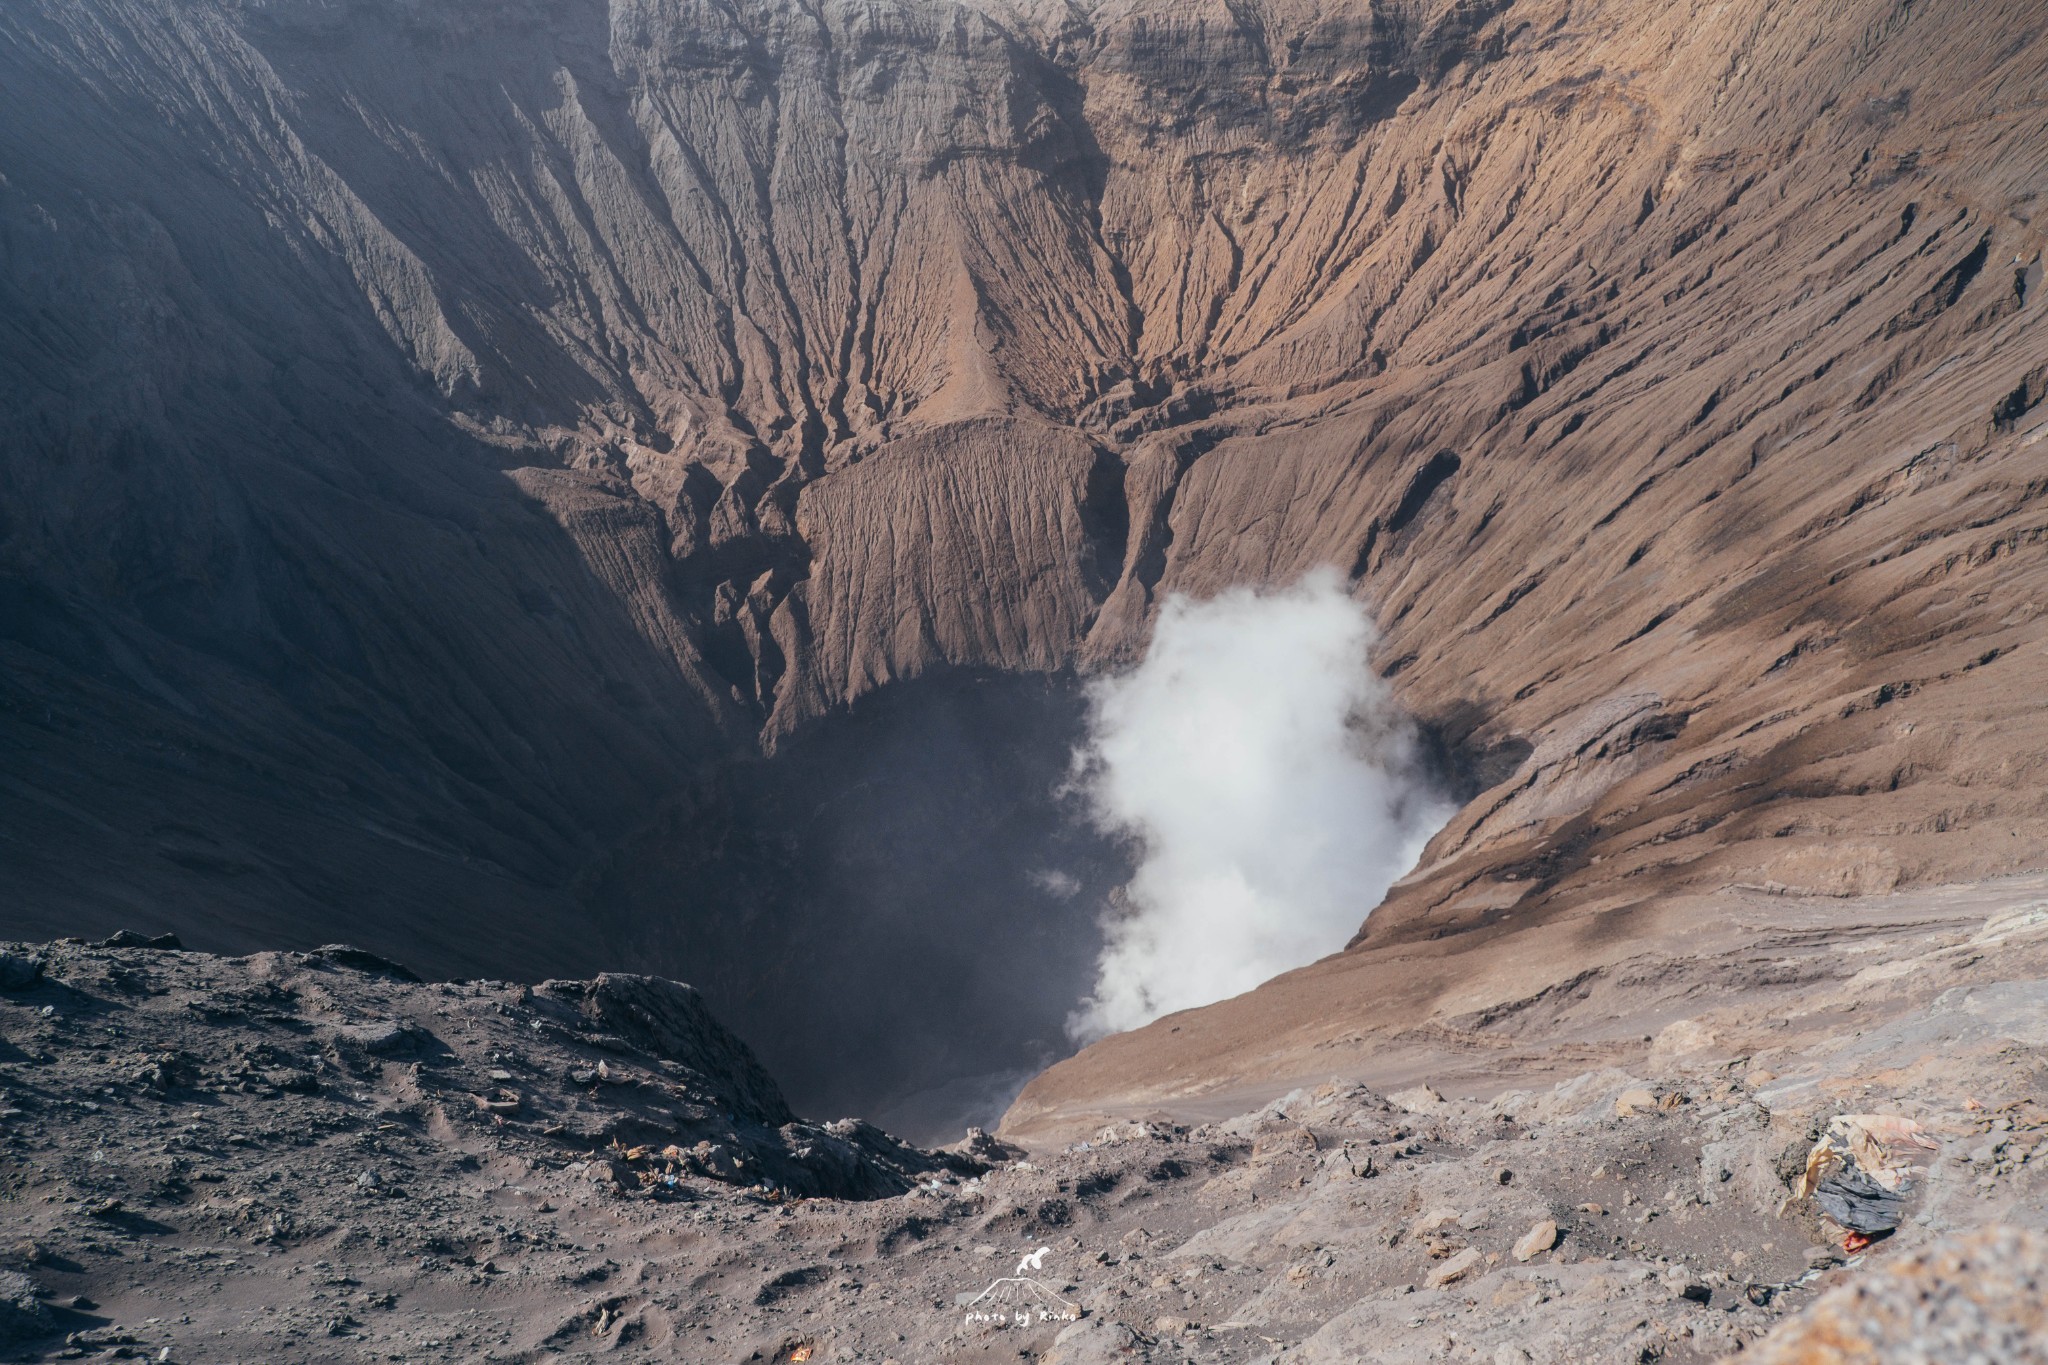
(1512, 1220, 1558, 1262)
(1390, 1085, 1449, 1114)
(64, 1328, 138, 1351)
(1663, 1268, 1711, 1304)
(1426, 1247, 1484, 1289)
(946, 1127, 1022, 1165)
(1043, 1320, 1142, 1365)
(1251, 1123, 1319, 1157)
(8, 923, 2048, 1363)
(1414, 1207, 1464, 1236)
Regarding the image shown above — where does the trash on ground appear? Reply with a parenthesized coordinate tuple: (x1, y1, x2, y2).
(1814, 1166, 1905, 1235)
(1789, 1113, 1938, 1241)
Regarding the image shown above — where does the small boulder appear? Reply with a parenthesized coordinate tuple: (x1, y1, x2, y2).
(690, 1142, 745, 1181)
(0, 1271, 51, 1347)
(1615, 1089, 1658, 1116)
(337, 1020, 416, 1055)
(0, 952, 44, 991)
(1414, 1207, 1464, 1236)
(1044, 1320, 1142, 1365)
(1426, 1247, 1483, 1289)
(1665, 1269, 1711, 1304)
(946, 1127, 1023, 1165)
(1513, 1219, 1559, 1262)
(1390, 1084, 1449, 1113)
(1250, 1122, 1318, 1157)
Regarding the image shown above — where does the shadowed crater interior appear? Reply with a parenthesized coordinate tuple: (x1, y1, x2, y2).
(578, 669, 1131, 1143)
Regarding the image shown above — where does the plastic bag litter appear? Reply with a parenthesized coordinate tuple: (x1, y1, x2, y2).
(1815, 1166, 1905, 1234)
(1790, 1114, 1938, 1235)
(1792, 1115, 1936, 1200)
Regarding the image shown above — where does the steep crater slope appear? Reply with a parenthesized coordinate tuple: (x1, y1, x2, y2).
(3, 0, 2047, 1121)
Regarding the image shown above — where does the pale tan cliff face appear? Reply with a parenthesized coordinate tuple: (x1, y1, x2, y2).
(2, 0, 2045, 1114)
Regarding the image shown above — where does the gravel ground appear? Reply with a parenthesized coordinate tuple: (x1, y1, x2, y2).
(3, 936, 2047, 1363)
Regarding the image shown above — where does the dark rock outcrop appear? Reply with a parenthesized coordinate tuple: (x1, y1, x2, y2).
(0, 1272, 50, 1348)
(2, 936, 950, 1200)
(540, 973, 797, 1129)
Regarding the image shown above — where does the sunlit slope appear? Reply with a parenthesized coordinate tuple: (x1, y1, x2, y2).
(1, 0, 2043, 1005)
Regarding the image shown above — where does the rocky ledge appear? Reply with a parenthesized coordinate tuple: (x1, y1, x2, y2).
(5, 935, 2048, 1362)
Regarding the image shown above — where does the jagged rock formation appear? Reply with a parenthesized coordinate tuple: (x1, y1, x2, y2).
(1, 935, 953, 1203)
(3, 0, 2046, 1124)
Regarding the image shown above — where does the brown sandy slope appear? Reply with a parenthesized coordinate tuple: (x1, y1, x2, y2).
(2, 0, 2046, 1113)
(1005, 0, 2048, 1129)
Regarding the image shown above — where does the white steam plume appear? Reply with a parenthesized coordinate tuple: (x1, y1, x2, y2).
(1066, 569, 1452, 1042)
